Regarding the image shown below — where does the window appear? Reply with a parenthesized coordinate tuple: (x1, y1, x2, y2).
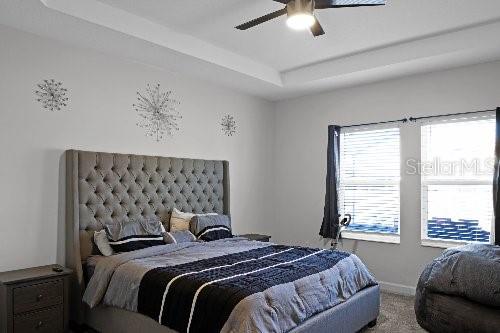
(339, 127, 401, 241)
(421, 116, 495, 245)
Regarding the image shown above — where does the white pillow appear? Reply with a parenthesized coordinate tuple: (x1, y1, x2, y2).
(172, 208, 218, 218)
(169, 208, 217, 232)
(172, 208, 196, 220)
(93, 229, 114, 256)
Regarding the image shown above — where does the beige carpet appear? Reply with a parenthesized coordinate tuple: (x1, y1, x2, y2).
(362, 292, 426, 333)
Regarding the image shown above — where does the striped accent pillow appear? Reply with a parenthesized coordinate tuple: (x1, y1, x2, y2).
(191, 214, 233, 242)
(197, 225, 233, 242)
(107, 234, 165, 253)
(105, 216, 166, 253)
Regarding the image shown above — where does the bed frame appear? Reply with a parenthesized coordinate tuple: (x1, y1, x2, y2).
(65, 150, 379, 332)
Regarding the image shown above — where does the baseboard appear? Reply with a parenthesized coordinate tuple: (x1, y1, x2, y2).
(378, 281, 416, 296)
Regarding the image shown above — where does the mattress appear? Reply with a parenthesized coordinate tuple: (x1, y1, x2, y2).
(83, 238, 377, 333)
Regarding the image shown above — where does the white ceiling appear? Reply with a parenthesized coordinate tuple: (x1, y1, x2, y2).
(1, 0, 500, 101)
(98, 0, 500, 71)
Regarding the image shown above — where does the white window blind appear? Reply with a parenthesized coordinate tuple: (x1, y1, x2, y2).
(339, 127, 401, 234)
(421, 115, 495, 244)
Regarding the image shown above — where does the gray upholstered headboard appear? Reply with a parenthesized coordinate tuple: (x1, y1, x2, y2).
(65, 150, 230, 322)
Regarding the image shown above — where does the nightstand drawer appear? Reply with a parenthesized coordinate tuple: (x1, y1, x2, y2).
(13, 305, 63, 333)
(13, 279, 63, 314)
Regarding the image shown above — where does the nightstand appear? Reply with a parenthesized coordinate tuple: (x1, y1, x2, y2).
(240, 234, 271, 242)
(0, 265, 72, 333)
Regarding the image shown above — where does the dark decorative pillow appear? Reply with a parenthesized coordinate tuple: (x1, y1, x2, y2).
(191, 214, 232, 241)
(163, 230, 197, 244)
(197, 225, 232, 242)
(106, 216, 165, 253)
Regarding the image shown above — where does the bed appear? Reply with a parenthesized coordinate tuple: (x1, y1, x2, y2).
(65, 150, 380, 333)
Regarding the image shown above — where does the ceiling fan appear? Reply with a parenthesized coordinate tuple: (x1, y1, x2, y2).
(235, 0, 385, 37)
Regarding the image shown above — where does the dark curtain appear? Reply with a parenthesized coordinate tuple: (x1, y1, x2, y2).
(320, 125, 341, 239)
(494, 107, 500, 245)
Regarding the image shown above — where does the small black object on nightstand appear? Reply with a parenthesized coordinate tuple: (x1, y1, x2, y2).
(240, 234, 271, 242)
(52, 266, 64, 273)
(0, 265, 72, 333)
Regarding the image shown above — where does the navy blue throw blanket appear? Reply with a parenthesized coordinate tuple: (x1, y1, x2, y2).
(137, 245, 350, 333)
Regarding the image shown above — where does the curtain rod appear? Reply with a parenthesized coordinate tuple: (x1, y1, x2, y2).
(339, 108, 498, 129)
(341, 118, 408, 129)
(409, 108, 497, 122)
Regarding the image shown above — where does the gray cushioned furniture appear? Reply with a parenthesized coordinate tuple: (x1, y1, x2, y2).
(415, 261, 500, 332)
(415, 290, 500, 333)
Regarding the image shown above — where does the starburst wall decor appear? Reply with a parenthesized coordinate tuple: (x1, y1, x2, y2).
(221, 115, 237, 136)
(133, 83, 181, 142)
(35, 79, 69, 111)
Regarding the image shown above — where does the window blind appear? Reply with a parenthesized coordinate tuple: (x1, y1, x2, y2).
(339, 127, 401, 234)
(421, 116, 495, 243)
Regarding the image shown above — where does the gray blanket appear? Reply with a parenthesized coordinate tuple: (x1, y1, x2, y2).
(84, 238, 377, 333)
(418, 244, 500, 307)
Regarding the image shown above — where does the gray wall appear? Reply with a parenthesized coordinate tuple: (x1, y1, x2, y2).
(272, 61, 500, 293)
(0, 26, 275, 271)
(2, 23, 500, 294)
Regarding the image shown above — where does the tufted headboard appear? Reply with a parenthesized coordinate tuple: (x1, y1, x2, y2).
(65, 150, 230, 322)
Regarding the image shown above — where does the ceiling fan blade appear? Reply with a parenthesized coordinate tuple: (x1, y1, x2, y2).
(310, 16, 325, 37)
(235, 8, 287, 30)
(272, 0, 290, 3)
(315, 0, 385, 9)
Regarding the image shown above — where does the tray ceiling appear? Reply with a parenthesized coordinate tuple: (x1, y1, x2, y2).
(1, 0, 500, 100)
(99, 0, 500, 71)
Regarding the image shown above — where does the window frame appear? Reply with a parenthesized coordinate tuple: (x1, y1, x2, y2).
(419, 113, 496, 248)
(338, 124, 402, 244)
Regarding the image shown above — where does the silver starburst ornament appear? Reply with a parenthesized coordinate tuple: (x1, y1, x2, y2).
(221, 115, 237, 136)
(133, 83, 181, 142)
(35, 79, 69, 111)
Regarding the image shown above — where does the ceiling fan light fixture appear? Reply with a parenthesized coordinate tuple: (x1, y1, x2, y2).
(236, 0, 385, 36)
(286, 13, 315, 30)
(286, 0, 315, 30)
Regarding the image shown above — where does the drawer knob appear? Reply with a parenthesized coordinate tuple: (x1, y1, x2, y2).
(36, 294, 44, 301)
(35, 320, 44, 329)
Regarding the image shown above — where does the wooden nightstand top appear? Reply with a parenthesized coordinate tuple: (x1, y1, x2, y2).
(240, 234, 271, 242)
(0, 265, 72, 285)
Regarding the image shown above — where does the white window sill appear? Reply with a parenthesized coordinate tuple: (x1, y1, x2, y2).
(421, 239, 468, 249)
(342, 231, 400, 244)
